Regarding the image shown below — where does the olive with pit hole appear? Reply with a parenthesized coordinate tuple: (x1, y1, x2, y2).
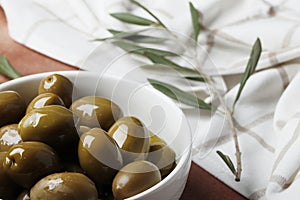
(3, 141, 61, 188)
(19, 105, 79, 150)
(148, 142, 176, 177)
(26, 92, 65, 114)
(38, 74, 73, 107)
(112, 160, 161, 200)
(78, 128, 123, 186)
(0, 91, 25, 127)
(70, 96, 122, 131)
(108, 116, 150, 163)
(0, 124, 22, 152)
(30, 172, 98, 200)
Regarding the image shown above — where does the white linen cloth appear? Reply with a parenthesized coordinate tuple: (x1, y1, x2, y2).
(2, 0, 300, 199)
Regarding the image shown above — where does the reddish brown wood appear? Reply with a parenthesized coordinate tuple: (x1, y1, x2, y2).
(0, 7, 77, 83)
(180, 163, 246, 200)
(0, 6, 247, 200)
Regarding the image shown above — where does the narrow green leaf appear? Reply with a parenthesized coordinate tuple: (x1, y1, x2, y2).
(107, 29, 122, 35)
(108, 29, 167, 44)
(0, 55, 21, 79)
(144, 53, 204, 78)
(108, 29, 142, 38)
(141, 64, 204, 81)
(216, 151, 237, 175)
(93, 37, 110, 42)
(185, 76, 205, 82)
(112, 41, 178, 57)
(148, 78, 212, 110)
(93, 29, 146, 42)
(127, 35, 167, 44)
(144, 52, 179, 66)
(232, 38, 262, 111)
(189, 2, 200, 42)
(110, 13, 157, 26)
(130, 0, 167, 28)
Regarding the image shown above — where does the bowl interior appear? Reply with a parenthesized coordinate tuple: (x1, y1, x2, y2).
(0, 71, 192, 198)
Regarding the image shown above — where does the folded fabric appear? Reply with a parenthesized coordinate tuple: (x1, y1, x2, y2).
(2, 0, 300, 199)
(193, 62, 300, 199)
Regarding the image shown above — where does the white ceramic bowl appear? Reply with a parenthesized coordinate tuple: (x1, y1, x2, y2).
(0, 71, 192, 200)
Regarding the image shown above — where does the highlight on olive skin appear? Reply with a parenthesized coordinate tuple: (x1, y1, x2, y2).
(26, 92, 65, 114)
(70, 96, 123, 131)
(17, 190, 30, 200)
(0, 124, 22, 152)
(0, 73, 177, 200)
(108, 116, 150, 164)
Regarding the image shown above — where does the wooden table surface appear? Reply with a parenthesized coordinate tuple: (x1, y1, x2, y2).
(0, 7, 247, 200)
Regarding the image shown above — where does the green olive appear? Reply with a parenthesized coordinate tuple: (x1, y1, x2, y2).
(3, 141, 61, 188)
(38, 74, 73, 107)
(0, 124, 22, 152)
(17, 190, 30, 200)
(0, 152, 20, 200)
(108, 116, 150, 163)
(30, 172, 98, 200)
(150, 132, 166, 145)
(147, 142, 176, 177)
(0, 91, 25, 127)
(19, 105, 79, 150)
(78, 128, 123, 186)
(112, 160, 161, 200)
(26, 92, 65, 114)
(70, 96, 122, 131)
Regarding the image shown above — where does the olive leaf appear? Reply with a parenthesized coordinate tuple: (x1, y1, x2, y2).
(0, 55, 21, 79)
(144, 63, 201, 77)
(232, 38, 262, 111)
(189, 2, 200, 42)
(144, 52, 179, 66)
(93, 29, 144, 41)
(112, 40, 178, 57)
(110, 13, 158, 26)
(130, 0, 167, 28)
(94, 29, 166, 43)
(185, 76, 205, 82)
(141, 64, 204, 81)
(126, 35, 167, 44)
(144, 53, 205, 81)
(107, 29, 122, 35)
(148, 78, 211, 110)
(216, 151, 237, 176)
(108, 29, 167, 44)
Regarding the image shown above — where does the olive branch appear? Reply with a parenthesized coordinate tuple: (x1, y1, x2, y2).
(94, 0, 262, 181)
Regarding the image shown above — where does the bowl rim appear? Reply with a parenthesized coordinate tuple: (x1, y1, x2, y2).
(0, 70, 193, 199)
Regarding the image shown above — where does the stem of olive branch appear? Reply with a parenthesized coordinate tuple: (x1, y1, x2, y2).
(162, 16, 242, 180)
(204, 75, 242, 181)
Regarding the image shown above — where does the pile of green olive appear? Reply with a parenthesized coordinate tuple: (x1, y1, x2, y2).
(0, 74, 176, 200)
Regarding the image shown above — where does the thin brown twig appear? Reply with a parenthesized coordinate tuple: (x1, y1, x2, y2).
(205, 75, 242, 181)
